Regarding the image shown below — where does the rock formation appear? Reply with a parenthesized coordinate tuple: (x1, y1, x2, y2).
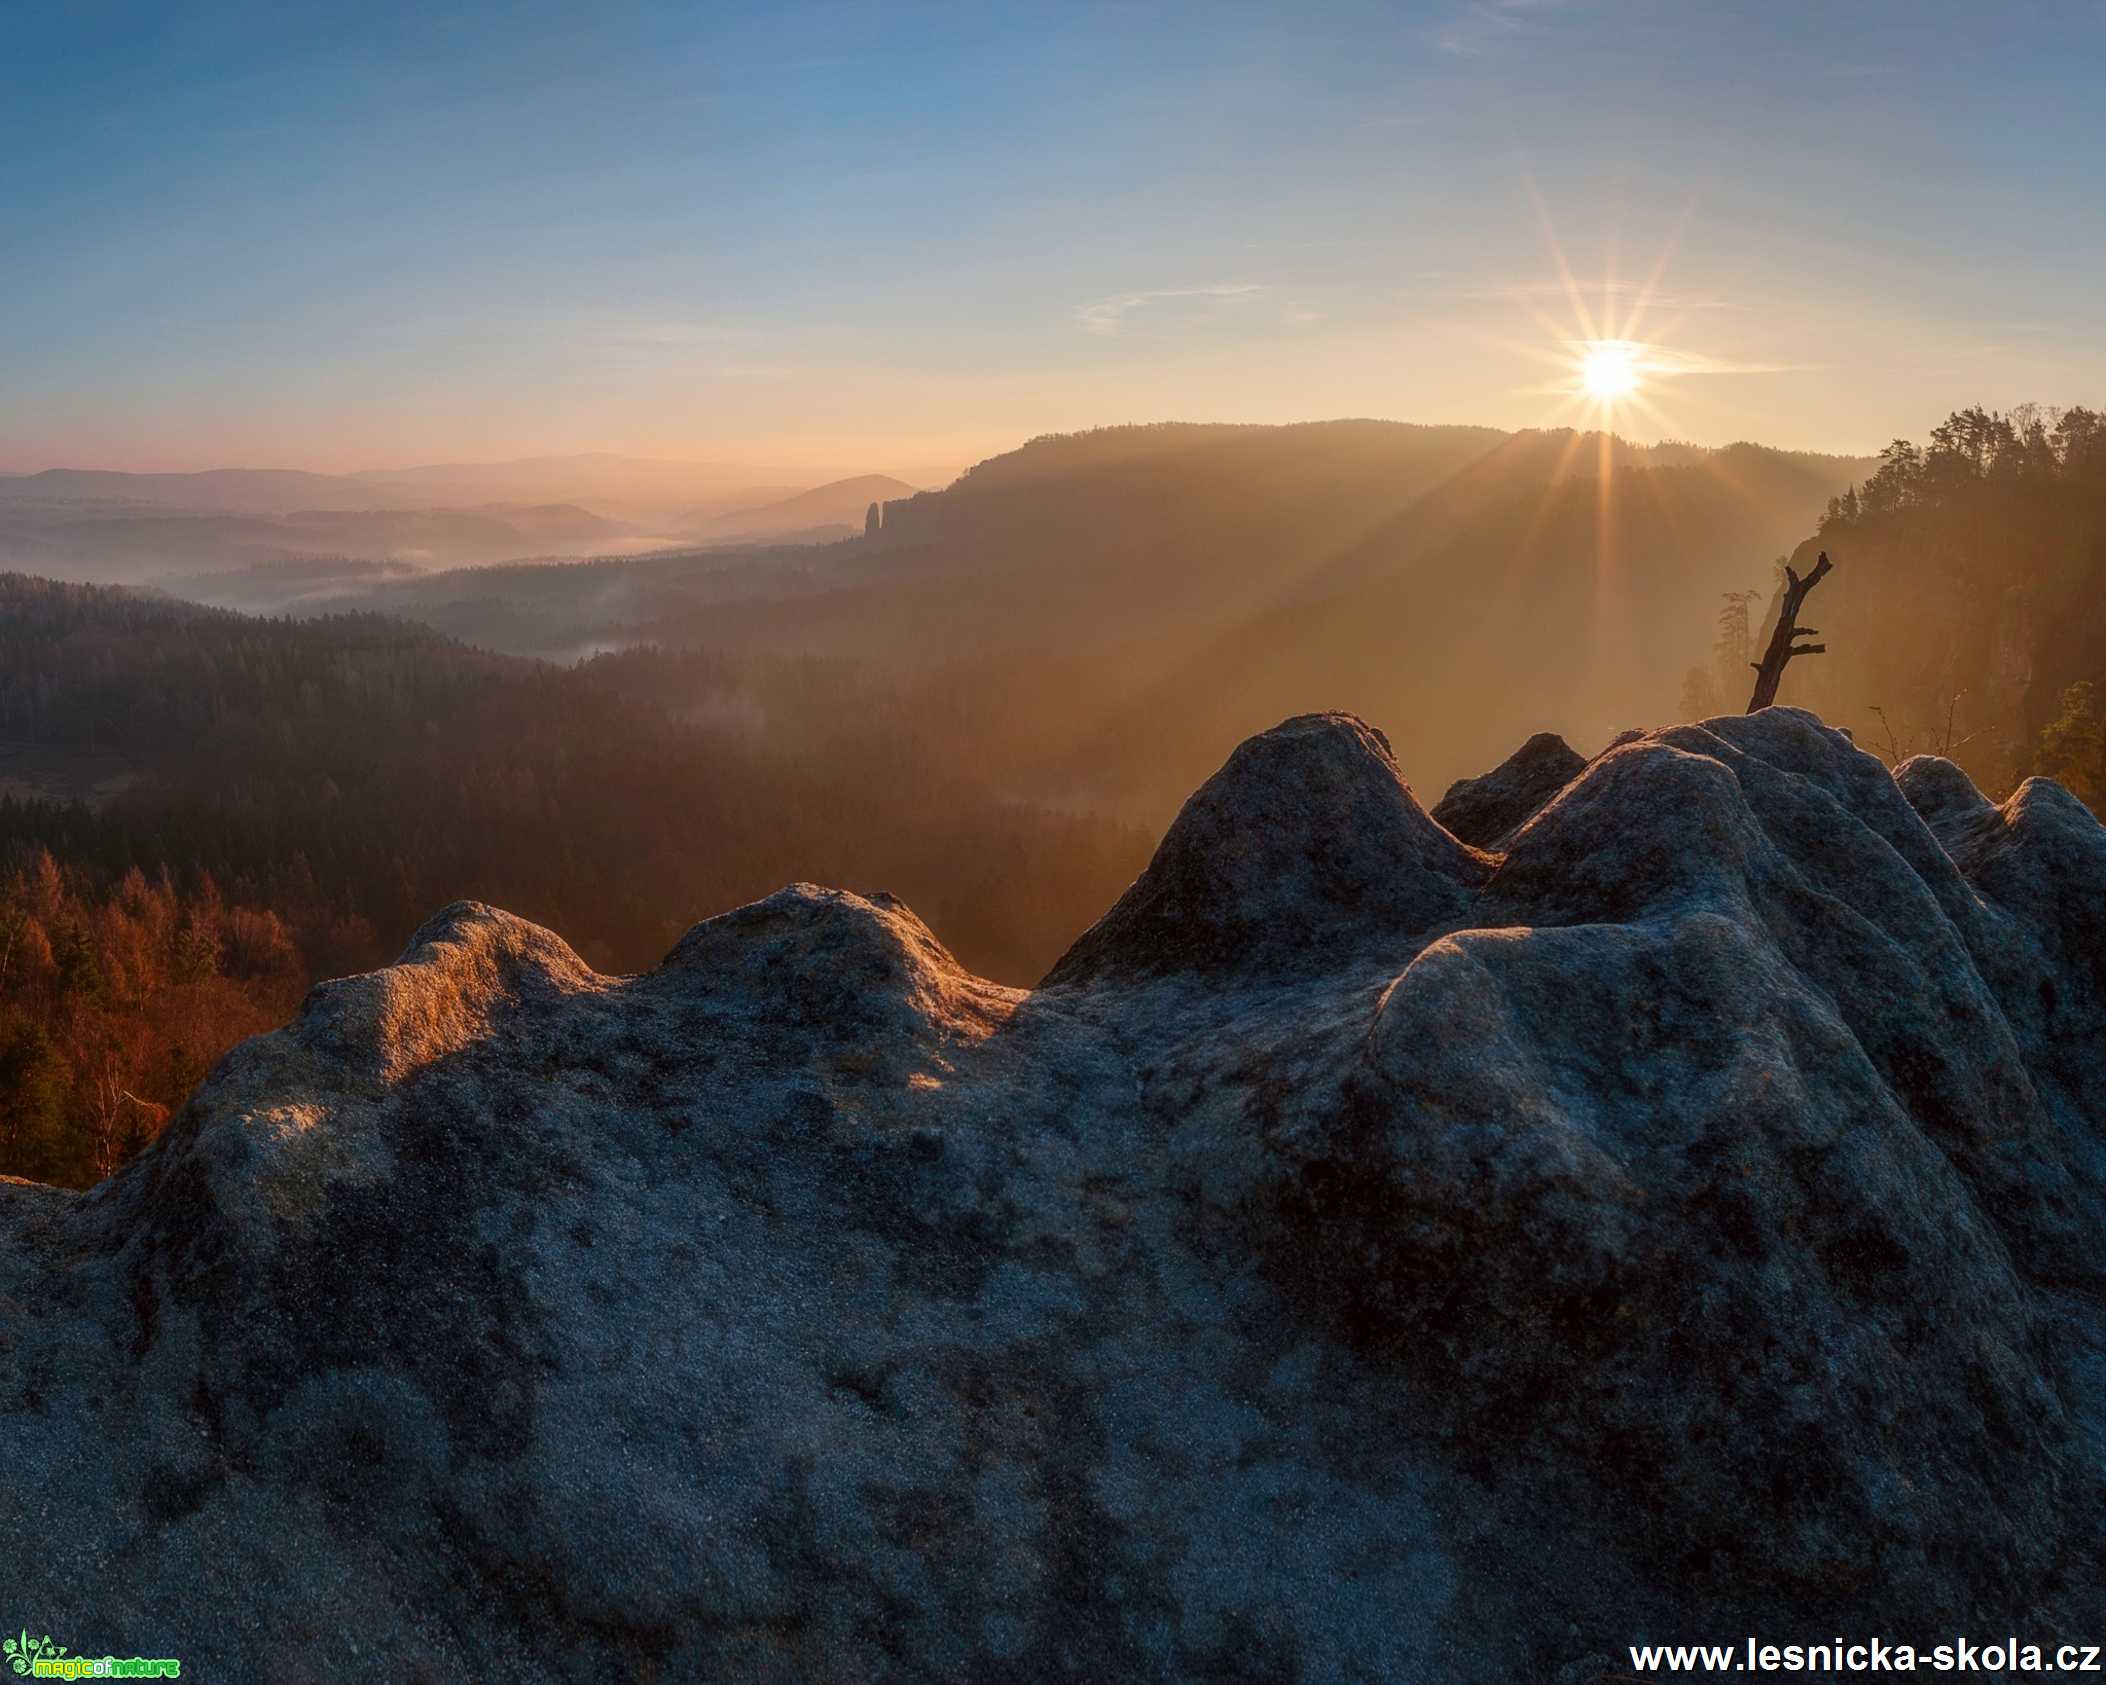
(1430, 728, 1588, 847)
(3, 707, 2104, 1679)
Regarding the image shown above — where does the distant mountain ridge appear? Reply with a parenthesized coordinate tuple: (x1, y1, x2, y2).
(124, 418, 1875, 806)
(0, 453, 912, 577)
(687, 473, 921, 543)
(0, 499, 638, 580)
(8, 421, 1878, 803)
(0, 452, 887, 527)
(347, 451, 833, 518)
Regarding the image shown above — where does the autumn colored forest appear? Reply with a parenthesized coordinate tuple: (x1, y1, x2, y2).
(0, 852, 302, 1184)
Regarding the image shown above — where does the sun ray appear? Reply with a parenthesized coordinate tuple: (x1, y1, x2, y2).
(1615, 194, 1699, 349)
(1490, 182, 1766, 694)
(1523, 173, 1602, 345)
(1601, 217, 1622, 342)
(1507, 416, 1599, 566)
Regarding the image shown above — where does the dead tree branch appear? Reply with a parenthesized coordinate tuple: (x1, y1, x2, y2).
(1747, 551, 1834, 712)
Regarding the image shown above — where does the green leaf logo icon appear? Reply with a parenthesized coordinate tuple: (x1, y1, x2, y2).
(1, 1630, 65, 1676)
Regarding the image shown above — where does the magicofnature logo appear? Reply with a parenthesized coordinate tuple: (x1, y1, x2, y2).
(3, 1632, 179, 1679)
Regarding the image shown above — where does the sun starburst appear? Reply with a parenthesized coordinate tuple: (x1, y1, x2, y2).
(1579, 339, 1641, 401)
(1477, 181, 1714, 444)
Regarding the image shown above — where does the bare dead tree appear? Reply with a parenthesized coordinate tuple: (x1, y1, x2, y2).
(1868, 704, 1903, 765)
(1746, 551, 1833, 712)
(1937, 688, 1984, 756)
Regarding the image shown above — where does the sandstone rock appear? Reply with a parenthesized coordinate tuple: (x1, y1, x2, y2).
(3, 707, 2104, 1678)
(1044, 711, 1488, 986)
(1430, 729, 1585, 846)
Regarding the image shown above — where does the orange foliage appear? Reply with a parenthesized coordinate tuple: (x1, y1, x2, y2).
(0, 849, 305, 1187)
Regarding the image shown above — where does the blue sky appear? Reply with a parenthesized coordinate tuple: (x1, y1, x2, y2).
(4, 0, 2102, 473)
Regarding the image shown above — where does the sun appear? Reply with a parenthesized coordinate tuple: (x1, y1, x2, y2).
(1580, 340, 1641, 401)
(1491, 188, 1704, 440)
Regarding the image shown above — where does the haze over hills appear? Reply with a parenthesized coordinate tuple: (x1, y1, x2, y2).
(0, 451, 921, 578)
(348, 451, 900, 521)
(176, 419, 1870, 808)
(855, 422, 1878, 805)
(0, 499, 641, 581)
(0, 572, 1152, 1002)
(0, 453, 881, 516)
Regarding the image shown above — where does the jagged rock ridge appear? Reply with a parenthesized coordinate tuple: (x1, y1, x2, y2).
(2, 707, 2104, 1680)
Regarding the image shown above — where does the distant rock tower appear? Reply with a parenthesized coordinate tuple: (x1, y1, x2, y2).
(865, 501, 881, 539)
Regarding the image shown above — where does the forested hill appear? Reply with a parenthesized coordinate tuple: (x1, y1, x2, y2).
(854, 421, 1874, 811)
(1066, 429, 1875, 808)
(334, 420, 1868, 821)
(0, 577, 1150, 982)
(0, 574, 520, 753)
(0, 576, 1155, 1183)
(1743, 405, 2106, 802)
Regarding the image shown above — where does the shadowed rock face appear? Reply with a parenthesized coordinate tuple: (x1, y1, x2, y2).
(3, 707, 2105, 1680)
(1430, 729, 1587, 847)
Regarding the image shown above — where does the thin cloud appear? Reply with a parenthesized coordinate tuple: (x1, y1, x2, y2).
(1439, 0, 1588, 58)
(1075, 284, 1267, 337)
